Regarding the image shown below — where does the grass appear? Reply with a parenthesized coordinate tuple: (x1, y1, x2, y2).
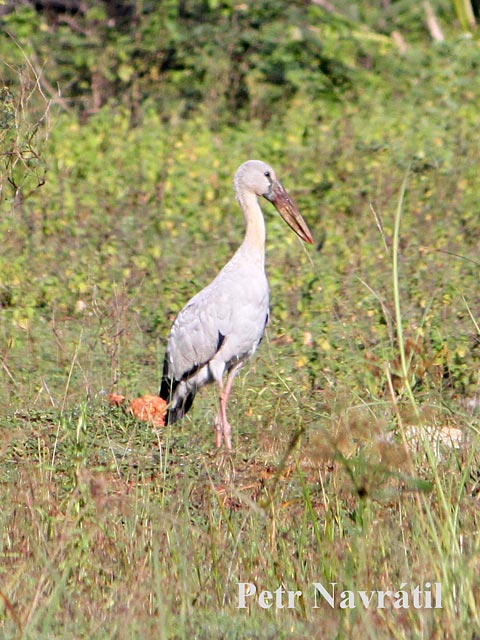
(1, 394, 479, 638)
(1, 243, 479, 640)
(1, 38, 480, 639)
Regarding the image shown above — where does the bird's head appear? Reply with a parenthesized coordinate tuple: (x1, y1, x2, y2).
(234, 160, 313, 244)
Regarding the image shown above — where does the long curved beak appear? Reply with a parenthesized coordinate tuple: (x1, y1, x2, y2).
(265, 181, 313, 244)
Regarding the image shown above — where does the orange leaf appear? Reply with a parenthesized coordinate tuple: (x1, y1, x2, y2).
(108, 393, 126, 406)
(128, 395, 167, 427)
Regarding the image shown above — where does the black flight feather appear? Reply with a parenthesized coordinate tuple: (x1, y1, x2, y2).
(159, 331, 227, 424)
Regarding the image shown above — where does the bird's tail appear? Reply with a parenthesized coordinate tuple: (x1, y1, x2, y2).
(159, 358, 196, 424)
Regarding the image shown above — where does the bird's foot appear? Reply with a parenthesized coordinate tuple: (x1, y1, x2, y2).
(214, 414, 233, 450)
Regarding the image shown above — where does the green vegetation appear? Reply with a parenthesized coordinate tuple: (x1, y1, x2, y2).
(0, 1, 479, 638)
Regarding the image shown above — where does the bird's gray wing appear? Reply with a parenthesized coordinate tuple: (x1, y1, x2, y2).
(159, 285, 230, 421)
(167, 284, 231, 381)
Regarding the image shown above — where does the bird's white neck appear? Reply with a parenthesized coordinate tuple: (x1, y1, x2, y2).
(236, 189, 266, 260)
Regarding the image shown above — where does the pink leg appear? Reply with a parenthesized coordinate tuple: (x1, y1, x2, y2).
(214, 365, 241, 450)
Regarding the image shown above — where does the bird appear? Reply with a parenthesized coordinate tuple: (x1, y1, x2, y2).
(159, 160, 313, 450)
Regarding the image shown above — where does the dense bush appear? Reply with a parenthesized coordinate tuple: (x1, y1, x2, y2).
(1, 0, 477, 123)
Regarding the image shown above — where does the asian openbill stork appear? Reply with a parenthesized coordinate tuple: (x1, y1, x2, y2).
(159, 160, 313, 449)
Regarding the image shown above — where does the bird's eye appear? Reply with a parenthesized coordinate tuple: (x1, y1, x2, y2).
(264, 171, 270, 178)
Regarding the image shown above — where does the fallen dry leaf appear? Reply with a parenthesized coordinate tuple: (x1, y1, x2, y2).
(128, 394, 167, 427)
(108, 393, 126, 407)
